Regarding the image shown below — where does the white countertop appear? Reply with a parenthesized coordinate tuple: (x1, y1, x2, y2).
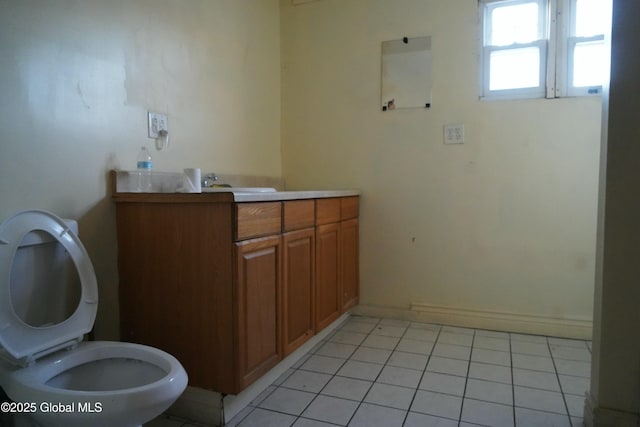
(230, 189, 360, 202)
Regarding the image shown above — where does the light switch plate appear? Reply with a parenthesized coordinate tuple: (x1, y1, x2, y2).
(444, 124, 464, 144)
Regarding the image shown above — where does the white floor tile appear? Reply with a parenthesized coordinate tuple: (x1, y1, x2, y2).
(403, 328, 439, 342)
(350, 315, 380, 324)
(514, 386, 567, 414)
(238, 408, 296, 427)
(558, 374, 590, 396)
(370, 324, 407, 337)
(404, 411, 458, 427)
(564, 393, 586, 417)
(348, 403, 406, 427)
(464, 378, 513, 405)
(258, 387, 316, 415)
(361, 334, 400, 350)
(510, 333, 548, 344)
(461, 398, 514, 427)
(550, 345, 592, 362)
(339, 320, 377, 334)
(554, 359, 591, 378)
(349, 346, 392, 364)
(441, 326, 475, 335)
(281, 370, 332, 393)
(377, 365, 422, 388)
(314, 341, 357, 359)
(468, 361, 512, 384)
(515, 407, 571, 427)
(408, 322, 441, 331)
(329, 330, 368, 346)
(337, 359, 384, 381)
(473, 335, 510, 351)
(512, 353, 555, 372)
(301, 395, 359, 425)
(419, 371, 467, 396)
(471, 348, 511, 367)
(513, 367, 561, 391)
(396, 338, 434, 355)
(299, 354, 345, 374)
(364, 382, 415, 410)
(475, 329, 510, 339)
(437, 332, 474, 346)
(293, 417, 339, 427)
(321, 375, 372, 401)
(387, 351, 428, 370)
(410, 390, 463, 419)
(511, 340, 551, 357)
(548, 337, 589, 349)
(380, 318, 411, 327)
(426, 356, 469, 377)
(433, 343, 471, 360)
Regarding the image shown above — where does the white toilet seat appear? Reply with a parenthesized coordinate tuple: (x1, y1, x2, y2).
(0, 210, 98, 364)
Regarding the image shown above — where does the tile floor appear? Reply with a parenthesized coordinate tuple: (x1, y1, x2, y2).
(148, 315, 592, 427)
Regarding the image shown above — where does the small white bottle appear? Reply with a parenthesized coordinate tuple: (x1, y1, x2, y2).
(136, 146, 153, 192)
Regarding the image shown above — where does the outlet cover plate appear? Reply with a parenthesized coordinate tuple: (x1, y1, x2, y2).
(148, 112, 168, 139)
(444, 124, 464, 144)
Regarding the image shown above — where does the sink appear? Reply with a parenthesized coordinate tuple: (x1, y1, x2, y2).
(202, 187, 277, 193)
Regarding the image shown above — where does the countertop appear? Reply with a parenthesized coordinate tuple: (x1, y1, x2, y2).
(111, 188, 360, 203)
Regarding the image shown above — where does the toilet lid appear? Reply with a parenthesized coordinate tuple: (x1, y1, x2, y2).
(0, 210, 98, 364)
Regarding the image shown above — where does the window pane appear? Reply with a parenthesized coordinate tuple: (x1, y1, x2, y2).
(490, 47, 540, 90)
(573, 40, 606, 87)
(490, 2, 540, 46)
(575, 0, 611, 37)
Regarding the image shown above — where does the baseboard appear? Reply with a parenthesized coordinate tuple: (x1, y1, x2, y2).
(353, 303, 592, 339)
(584, 393, 640, 427)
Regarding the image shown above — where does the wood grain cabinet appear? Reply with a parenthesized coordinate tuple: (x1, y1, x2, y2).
(113, 188, 358, 395)
(234, 202, 283, 390)
(281, 200, 315, 356)
(315, 197, 360, 331)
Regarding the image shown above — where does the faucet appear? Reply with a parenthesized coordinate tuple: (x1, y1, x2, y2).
(201, 173, 218, 188)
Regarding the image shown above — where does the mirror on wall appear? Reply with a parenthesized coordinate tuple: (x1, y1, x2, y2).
(381, 36, 432, 111)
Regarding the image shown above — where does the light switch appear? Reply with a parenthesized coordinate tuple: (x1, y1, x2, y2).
(444, 124, 464, 144)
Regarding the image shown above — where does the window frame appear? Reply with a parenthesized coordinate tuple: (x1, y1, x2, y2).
(479, 0, 608, 100)
(480, 0, 548, 100)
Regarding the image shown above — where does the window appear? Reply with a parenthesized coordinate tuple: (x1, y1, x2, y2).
(480, 0, 612, 100)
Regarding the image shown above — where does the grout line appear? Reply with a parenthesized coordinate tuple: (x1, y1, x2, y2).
(547, 335, 574, 426)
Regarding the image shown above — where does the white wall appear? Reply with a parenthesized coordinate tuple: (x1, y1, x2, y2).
(0, 0, 281, 339)
(280, 0, 601, 336)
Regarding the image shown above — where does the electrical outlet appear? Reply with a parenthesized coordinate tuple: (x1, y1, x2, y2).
(148, 112, 168, 139)
(444, 124, 464, 144)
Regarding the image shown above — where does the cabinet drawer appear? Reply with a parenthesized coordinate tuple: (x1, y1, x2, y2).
(315, 198, 341, 225)
(236, 202, 282, 241)
(340, 196, 359, 220)
(283, 200, 315, 232)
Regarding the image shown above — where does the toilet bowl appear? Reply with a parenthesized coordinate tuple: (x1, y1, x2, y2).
(0, 210, 188, 427)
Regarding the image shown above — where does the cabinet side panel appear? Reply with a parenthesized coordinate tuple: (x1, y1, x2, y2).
(341, 218, 359, 311)
(115, 202, 235, 392)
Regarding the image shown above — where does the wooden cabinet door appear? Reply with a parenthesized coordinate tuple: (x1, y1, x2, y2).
(282, 228, 315, 356)
(235, 235, 282, 390)
(340, 218, 359, 311)
(315, 222, 341, 331)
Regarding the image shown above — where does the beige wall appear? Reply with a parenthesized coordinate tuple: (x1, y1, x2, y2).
(0, 0, 281, 339)
(281, 0, 601, 336)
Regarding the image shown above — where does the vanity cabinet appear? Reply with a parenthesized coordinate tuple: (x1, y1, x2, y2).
(315, 197, 360, 330)
(112, 188, 358, 395)
(233, 202, 282, 390)
(281, 200, 315, 356)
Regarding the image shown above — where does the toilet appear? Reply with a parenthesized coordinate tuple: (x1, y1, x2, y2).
(0, 210, 188, 427)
